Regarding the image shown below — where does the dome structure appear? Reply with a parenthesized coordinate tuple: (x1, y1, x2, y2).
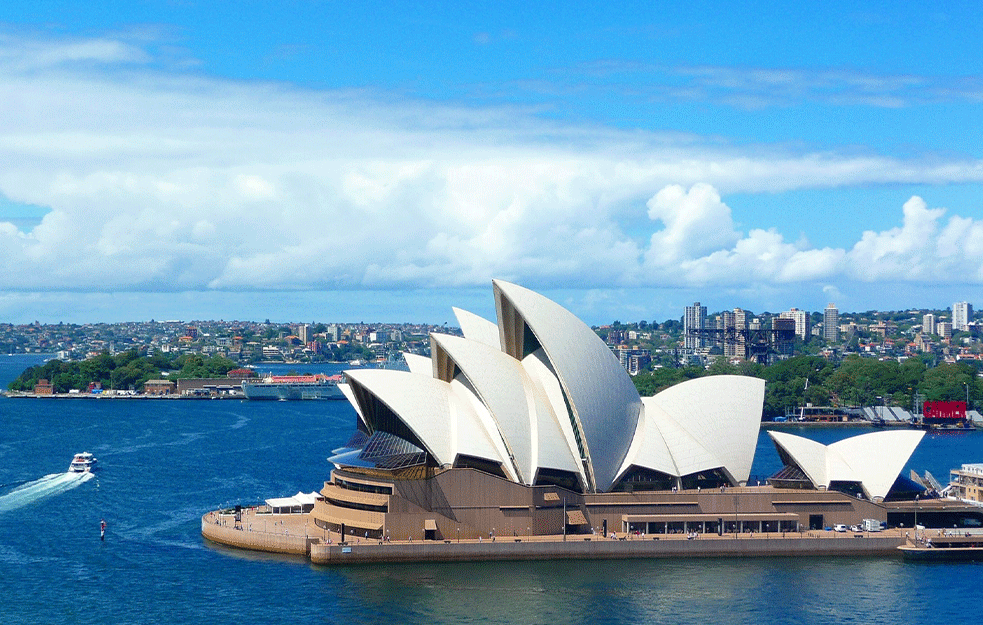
(334, 279, 765, 494)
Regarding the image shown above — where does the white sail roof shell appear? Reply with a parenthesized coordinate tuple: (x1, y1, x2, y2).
(617, 400, 678, 477)
(402, 353, 433, 376)
(617, 376, 764, 484)
(769, 429, 925, 501)
(343, 369, 506, 470)
(520, 350, 588, 482)
(452, 307, 501, 349)
(430, 333, 581, 484)
(338, 382, 366, 428)
(648, 375, 763, 483)
(334, 279, 771, 495)
(493, 279, 642, 492)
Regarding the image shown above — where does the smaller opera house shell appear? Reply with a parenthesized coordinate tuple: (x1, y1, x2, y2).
(311, 280, 917, 540)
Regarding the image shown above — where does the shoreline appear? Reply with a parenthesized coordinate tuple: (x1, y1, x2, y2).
(1, 391, 244, 400)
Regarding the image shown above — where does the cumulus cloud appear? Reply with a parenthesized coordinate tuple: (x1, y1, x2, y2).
(1, 32, 983, 302)
(644, 183, 740, 266)
(637, 187, 981, 290)
(845, 196, 983, 282)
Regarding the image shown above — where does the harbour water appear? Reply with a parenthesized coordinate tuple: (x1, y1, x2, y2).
(2, 354, 982, 624)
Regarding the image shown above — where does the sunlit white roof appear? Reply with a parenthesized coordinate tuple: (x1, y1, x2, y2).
(617, 376, 764, 485)
(452, 307, 501, 349)
(430, 332, 581, 485)
(401, 352, 433, 376)
(768, 429, 925, 501)
(343, 369, 506, 471)
(266, 491, 319, 509)
(493, 279, 642, 492)
(336, 279, 769, 494)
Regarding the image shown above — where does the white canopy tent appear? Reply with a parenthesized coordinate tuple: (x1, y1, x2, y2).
(265, 491, 319, 514)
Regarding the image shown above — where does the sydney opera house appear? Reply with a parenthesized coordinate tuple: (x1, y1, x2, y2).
(309, 280, 932, 542)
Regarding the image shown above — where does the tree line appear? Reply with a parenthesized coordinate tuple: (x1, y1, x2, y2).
(7, 350, 239, 393)
(631, 355, 983, 420)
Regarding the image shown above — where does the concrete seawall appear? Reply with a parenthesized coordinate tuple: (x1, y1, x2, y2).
(308, 533, 904, 565)
(202, 511, 904, 565)
(201, 512, 313, 556)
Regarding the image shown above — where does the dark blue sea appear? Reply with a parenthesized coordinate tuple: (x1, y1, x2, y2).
(2, 354, 982, 624)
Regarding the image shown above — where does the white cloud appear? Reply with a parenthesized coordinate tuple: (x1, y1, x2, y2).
(1, 32, 983, 304)
(644, 183, 740, 266)
(0, 34, 150, 72)
(846, 196, 948, 281)
(556, 62, 983, 109)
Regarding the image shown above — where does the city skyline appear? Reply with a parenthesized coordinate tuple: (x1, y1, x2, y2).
(2, 2, 983, 325)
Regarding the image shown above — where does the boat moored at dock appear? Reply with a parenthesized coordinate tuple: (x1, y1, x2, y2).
(241, 374, 344, 400)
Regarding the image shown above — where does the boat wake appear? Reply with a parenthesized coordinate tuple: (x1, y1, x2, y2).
(0, 471, 95, 515)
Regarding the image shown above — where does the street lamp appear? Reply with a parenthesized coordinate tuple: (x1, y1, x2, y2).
(914, 494, 919, 542)
(563, 498, 567, 542)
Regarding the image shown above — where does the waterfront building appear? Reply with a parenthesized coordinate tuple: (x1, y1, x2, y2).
(307, 280, 927, 542)
(954, 302, 973, 331)
(824, 304, 839, 343)
(144, 379, 175, 395)
(923, 313, 936, 336)
(950, 464, 983, 503)
(683, 302, 706, 350)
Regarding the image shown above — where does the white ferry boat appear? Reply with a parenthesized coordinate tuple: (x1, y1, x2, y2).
(241, 374, 344, 400)
(69, 452, 97, 473)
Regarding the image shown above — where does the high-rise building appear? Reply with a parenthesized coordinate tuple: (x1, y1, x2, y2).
(954, 302, 974, 331)
(781, 308, 811, 340)
(326, 324, 340, 342)
(922, 313, 936, 336)
(938, 321, 952, 340)
(298, 323, 310, 344)
(824, 303, 839, 343)
(732, 308, 749, 358)
(718, 311, 734, 330)
(718, 308, 749, 357)
(684, 302, 707, 350)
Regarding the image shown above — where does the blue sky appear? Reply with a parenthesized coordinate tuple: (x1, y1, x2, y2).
(1, 2, 982, 325)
